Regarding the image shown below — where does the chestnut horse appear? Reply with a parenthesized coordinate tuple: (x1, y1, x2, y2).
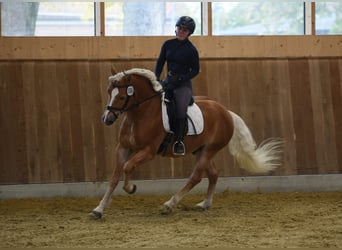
(91, 68, 282, 219)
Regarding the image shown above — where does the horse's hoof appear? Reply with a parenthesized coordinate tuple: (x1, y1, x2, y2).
(159, 205, 173, 215)
(90, 210, 102, 220)
(128, 184, 137, 194)
(195, 200, 211, 211)
(194, 205, 208, 211)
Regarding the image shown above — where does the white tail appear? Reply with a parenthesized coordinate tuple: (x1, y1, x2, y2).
(228, 111, 283, 174)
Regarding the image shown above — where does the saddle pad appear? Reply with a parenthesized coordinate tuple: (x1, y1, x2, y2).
(161, 99, 204, 135)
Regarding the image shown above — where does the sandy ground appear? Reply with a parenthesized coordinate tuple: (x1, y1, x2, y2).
(1, 191, 342, 248)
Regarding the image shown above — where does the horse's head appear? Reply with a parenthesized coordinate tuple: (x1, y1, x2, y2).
(102, 68, 163, 126)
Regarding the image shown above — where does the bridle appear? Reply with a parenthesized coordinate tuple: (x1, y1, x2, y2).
(105, 78, 162, 118)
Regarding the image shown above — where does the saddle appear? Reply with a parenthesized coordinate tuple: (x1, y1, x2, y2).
(157, 93, 204, 155)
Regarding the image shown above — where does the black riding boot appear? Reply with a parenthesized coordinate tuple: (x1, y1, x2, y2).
(173, 118, 187, 155)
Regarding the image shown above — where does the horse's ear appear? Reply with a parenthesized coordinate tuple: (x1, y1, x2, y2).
(111, 66, 117, 75)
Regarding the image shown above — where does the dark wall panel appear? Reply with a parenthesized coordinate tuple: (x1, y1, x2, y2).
(0, 58, 341, 184)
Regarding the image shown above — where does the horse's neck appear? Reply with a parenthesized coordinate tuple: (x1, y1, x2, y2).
(127, 97, 161, 124)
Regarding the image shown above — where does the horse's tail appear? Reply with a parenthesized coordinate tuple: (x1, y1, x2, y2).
(228, 111, 283, 174)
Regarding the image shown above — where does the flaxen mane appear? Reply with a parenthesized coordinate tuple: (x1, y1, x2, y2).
(108, 68, 163, 92)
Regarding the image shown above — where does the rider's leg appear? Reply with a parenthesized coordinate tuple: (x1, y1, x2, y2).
(173, 86, 192, 155)
(173, 118, 187, 155)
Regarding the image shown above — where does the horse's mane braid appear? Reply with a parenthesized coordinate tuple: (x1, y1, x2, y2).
(109, 68, 163, 92)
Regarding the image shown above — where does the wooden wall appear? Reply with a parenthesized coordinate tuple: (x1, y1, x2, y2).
(0, 36, 341, 184)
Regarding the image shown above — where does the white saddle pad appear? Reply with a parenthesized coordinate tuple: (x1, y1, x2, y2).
(161, 95, 204, 135)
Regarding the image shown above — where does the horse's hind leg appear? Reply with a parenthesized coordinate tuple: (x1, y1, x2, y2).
(196, 160, 218, 210)
(162, 150, 214, 214)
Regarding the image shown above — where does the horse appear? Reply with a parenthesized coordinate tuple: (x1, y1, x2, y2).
(91, 68, 283, 219)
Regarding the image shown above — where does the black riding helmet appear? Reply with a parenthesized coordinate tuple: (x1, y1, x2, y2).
(175, 16, 196, 35)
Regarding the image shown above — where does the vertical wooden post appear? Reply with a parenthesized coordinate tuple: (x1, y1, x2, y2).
(100, 2, 105, 36)
(207, 2, 212, 36)
(201, 2, 212, 36)
(0, 3, 2, 36)
(95, 2, 105, 36)
(311, 2, 316, 35)
(305, 1, 316, 35)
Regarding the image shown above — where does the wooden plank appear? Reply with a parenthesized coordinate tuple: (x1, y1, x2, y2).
(78, 61, 96, 180)
(33, 62, 62, 182)
(22, 62, 40, 182)
(33, 62, 48, 181)
(260, 60, 284, 176)
(1, 58, 342, 184)
(0, 62, 28, 183)
(90, 61, 108, 181)
(45, 61, 63, 181)
(329, 59, 342, 173)
(206, 60, 227, 102)
(309, 59, 338, 173)
(55, 62, 73, 182)
(262, 60, 283, 137)
(13, 62, 29, 183)
(1, 36, 342, 60)
(193, 60, 209, 96)
(226, 60, 242, 113)
(243, 60, 267, 142)
(81, 61, 111, 181)
(274, 60, 297, 175)
(65, 62, 85, 182)
(0, 62, 12, 183)
(289, 59, 317, 174)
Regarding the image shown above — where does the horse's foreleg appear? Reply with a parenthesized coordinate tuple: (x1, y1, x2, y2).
(122, 147, 155, 194)
(91, 168, 122, 219)
(196, 160, 218, 210)
(91, 145, 129, 219)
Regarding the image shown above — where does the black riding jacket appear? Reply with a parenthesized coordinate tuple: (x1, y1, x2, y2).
(155, 38, 200, 83)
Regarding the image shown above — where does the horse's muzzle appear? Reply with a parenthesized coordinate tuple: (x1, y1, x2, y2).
(102, 111, 118, 126)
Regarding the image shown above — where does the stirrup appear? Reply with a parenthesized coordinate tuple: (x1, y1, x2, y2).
(173, 141, 185, 156)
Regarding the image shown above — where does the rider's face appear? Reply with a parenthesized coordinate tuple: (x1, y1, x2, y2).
(176, 26, 190, 41)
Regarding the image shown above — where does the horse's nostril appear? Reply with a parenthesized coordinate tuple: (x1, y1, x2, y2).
(102, 112, 117, 126)
(105, 120, 113, 126)
(103, 118, 113, 126)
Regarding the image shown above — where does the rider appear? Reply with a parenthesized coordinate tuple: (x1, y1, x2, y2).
(155, 16, 200, 156)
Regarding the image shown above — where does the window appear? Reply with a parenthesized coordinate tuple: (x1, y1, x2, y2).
(316, 2, 342, 35)
(1, 2, 341, 37)
(104, 2, 201, 36)
(212, 2, 304, 35)
(1, 2, 94, 36)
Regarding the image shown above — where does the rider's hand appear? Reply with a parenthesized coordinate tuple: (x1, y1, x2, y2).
(162, 80, 175, 91)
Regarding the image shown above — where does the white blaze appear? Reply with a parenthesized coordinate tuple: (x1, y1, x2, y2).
(109, 88, 119, 106)
(104, 88, 119, 117)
